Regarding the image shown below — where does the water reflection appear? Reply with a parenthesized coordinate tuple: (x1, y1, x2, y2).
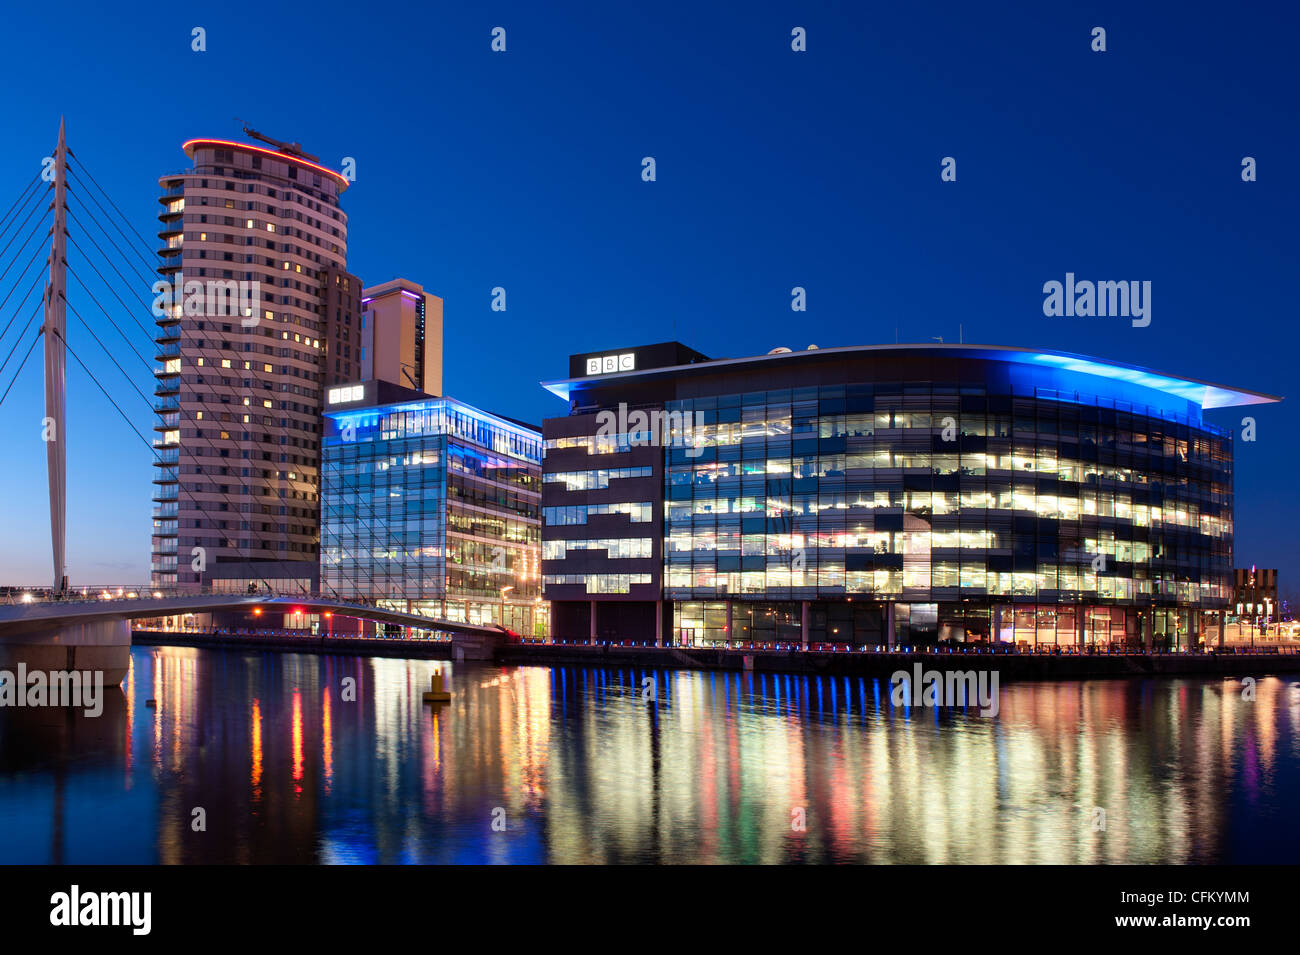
(0, 646, 1296, 863)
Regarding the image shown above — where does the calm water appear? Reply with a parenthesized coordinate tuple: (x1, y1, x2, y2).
(1, 645, 1297, 864)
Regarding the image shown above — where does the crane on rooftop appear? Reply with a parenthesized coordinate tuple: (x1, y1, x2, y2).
(235, 118, 321, 163)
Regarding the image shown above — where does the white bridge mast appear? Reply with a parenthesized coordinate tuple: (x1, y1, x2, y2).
(43, 118, 68, 594)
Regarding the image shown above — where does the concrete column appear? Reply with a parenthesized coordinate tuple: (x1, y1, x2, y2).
(589, 600, 597, 646)
(655, 600, 663, 648)
(0, 619, 131, 686)
(1142, 609, 1153, 651)
(1218, 611, 1225, 649)
(1076, 605, 1085, 650)
(726, 600, 733, 645)
(885, 602, 896, 649)
(993, 605, 1002, 646)
(801, 600, 810, 649)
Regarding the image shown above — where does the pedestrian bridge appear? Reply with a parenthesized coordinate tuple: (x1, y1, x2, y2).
(0, 595, 513, 685)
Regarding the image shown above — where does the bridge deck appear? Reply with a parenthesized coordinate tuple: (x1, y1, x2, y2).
(0, 595, 504, 640)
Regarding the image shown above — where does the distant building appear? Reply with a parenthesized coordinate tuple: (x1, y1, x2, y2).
(322, 267, 364, 387)
(320, 393, 545, 635)
(1232, 567, 1278, 622)
(360, 278, 444, 396)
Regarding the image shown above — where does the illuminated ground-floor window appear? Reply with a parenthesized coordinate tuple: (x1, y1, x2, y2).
(670, 599, 1222, 649)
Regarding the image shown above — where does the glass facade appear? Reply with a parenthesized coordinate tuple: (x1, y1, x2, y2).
(321, 397, 546, 635)
(660, 384, 1232, 647)
(540, 342, 1275, 649)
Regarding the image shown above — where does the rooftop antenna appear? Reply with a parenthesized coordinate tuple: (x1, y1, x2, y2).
(235, 118, 321, 163)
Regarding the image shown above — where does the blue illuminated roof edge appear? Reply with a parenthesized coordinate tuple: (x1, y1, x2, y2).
(539, 343, 1282, 410)
(323, 394, 541, 441)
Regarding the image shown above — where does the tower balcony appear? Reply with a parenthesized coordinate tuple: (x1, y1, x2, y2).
(152, 485, 178, 504)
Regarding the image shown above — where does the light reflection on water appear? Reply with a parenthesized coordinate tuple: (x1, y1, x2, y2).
(0, 646, 1297, 864)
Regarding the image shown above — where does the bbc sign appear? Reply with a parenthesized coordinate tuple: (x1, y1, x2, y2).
(327, 384, 365, 405)
(586, 353, 636, 375)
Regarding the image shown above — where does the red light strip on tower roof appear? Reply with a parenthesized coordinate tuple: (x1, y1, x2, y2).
(181, 139, 350, 190)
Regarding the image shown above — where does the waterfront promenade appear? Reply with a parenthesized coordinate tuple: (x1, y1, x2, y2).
(132, 626, 1300, 680)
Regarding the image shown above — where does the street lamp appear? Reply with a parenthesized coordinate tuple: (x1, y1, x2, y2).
(500, 585, 514, 627)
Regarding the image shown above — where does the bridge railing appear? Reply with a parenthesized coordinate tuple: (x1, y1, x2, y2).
(132, 625, 455, 643)
(0, 586, 157, 606)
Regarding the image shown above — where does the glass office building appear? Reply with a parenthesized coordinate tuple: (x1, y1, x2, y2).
(540, 343, 1279, 649)
(321, 391, 545, 635)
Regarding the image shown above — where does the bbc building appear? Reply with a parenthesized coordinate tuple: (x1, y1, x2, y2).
(539, 342, 1278, 650)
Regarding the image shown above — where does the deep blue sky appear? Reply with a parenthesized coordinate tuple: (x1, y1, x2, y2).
(0, 1, 1294, 588)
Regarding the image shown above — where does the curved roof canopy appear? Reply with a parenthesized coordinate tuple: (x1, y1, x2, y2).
(541, 343, 1281, 411)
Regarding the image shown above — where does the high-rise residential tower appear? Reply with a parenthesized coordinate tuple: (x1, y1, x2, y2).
(152, 137, 359, 592)
(360, 278, 443, 396)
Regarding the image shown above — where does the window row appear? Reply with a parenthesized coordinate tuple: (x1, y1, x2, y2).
(543, 537, 654, 560)
(543, 502, 654, 525)
(542, 574, 653, 594)
(544, 466, 653, 490)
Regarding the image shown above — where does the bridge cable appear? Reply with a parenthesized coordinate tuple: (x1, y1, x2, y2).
(0, 181, 50, 272)
(65, 298, 153, 399)
(64, 191, 161, 300)
(65, 157, 160, 275)
(53, 327, 156, 452)
(58, 315, 274, 585)
(62, 171, 279, 574)
(59, 308, 285, 597)
(0, 170, 45, 247)
(65, 157, 308, 600)
(26, 158, 286, 600)
(0, 311, 42, 409)
(65, 207, 162, 323)
(0, 272, 45, 377)
(64, 264, 153, 367)
(0, 229, 52, 354)
(0, 212, 52, 311)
